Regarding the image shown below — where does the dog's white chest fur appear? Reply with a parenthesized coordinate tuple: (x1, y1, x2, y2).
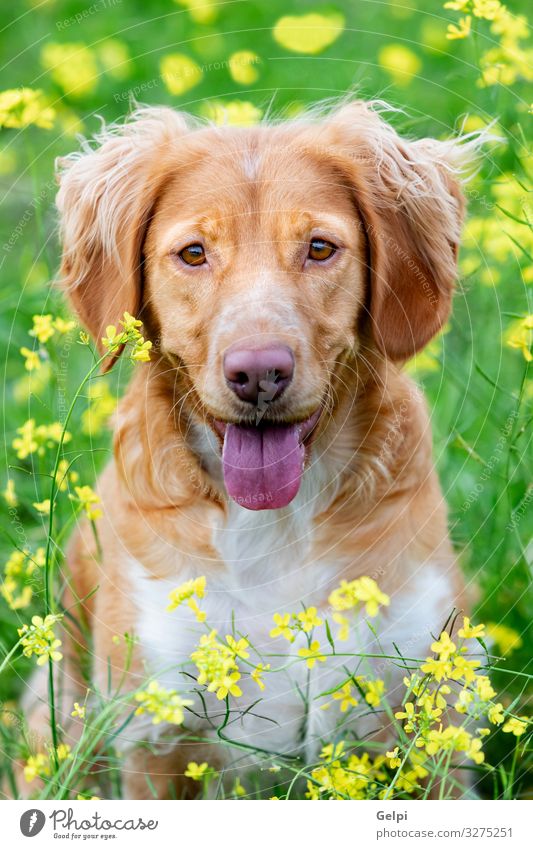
(127, 458, 455, 764)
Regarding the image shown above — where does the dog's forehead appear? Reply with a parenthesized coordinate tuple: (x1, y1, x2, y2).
(156, 124, 353, 227)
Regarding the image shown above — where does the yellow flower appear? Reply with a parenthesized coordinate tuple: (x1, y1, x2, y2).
(23, 752, 50, 783)
(475, 675, 496, 700)
(270, 612, 294, 642)
(160, 54, 203, 96)
(333, 682, 358, 713)
(71, 702, 86, 719)
(134, 680, 193, 725)
(188, 598, 207, 623)
(41, 43, 98, 97)
(20, 347, 41, 371)
(12, 420, 39, 459)
(420, 657, 453, 682)
(53, 317, 77, 334)
(101, 325, 126, 351)
(458, 617, 486, 639)
(96, 39, 132, 80)
(56, 743, 72, 762)
(502, 716, 529, 736)
(120, 312, 143, 333)
(204, 100, 263, 126)
(18, 614, 63, 665)
(333, 612, 350, 641)
(273, 13, 344, 55)
(447, 15, 472, 39)
(3, 479, 17, 508)
(251, 663, 270, 691)
(69, 485, 102, 521)
(33, 499, 51, 515)
(368, 679, 386, 708)
(167, 576, 206, 612)
(378, 45, 422, 86)
(215, 670, 242, 700)
(296, 606, 323, 633)
(29, 314, 55, 343)
(233, 778, 246, 797)
(0, 88, 55, 129)
(298, 640, 326, 669)
(472, 0, 504, 19)
(449, 655, 481, 684)
(329, 576, 390, 617)
(430, 631, 456, 661)
(184, 761, 210, 780)
(55, 459, 79, 492)
(225, 635, 250, 659)
(386, 747, 402, 769)
(130, 336, 152, 363)
(395, 702, 416, 723)
(1, 547, 45, 611)
(191, 629, 243, 699)
(507, 315, 533, 362)
(487, 622, 523, 655)
(176, 0, 218, 25)
(228, 51, 260, 85)
(488, 703, 505, 725)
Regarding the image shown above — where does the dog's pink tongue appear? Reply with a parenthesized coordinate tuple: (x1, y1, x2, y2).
(222, 423, 304, 510)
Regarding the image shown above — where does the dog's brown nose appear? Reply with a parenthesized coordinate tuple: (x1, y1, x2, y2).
(224, 345, 294, 405)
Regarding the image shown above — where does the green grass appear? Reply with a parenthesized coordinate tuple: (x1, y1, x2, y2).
(0, 0, 531, 800)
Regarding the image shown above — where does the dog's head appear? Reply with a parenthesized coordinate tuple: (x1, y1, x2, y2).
(57, 102, 470, 510)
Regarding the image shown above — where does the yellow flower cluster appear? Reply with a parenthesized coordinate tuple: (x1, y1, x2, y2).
(306, 742, 428, 800)
(203, 100, 263, 126)
(486, 622, 523, 655)
(506, 315, 533, 363)
(1, 547, 45, 611)
(55, 459, 79, 493)
(22, 313, 77, 369)
(41, 43, 98, 98)
(24, 743, 71, 784)
(191, 630, 247, 700)
(272, 13, 344, 55)
(269, 606, 323, 642)
(134, 680, 193, 725)
(394, 618, 530, 767)
(101, 312, 152, 364)
(167, 575, 206, 622)
(324, 676, 385, 712)
(12, 419, 71, 460)
(0, 88, 55, 129)
(18, 614, 63, 666)
(68, 485, 102, 521)
(176, 0, 218, 25)
(329, 576, 390, 618)
(184, 761, 214, 780)
(444, 1, 532, 87)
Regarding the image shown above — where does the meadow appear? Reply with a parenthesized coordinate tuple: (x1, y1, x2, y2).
(0, 0, 531, 800)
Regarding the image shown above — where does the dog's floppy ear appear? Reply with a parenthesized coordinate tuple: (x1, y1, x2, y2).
(327, 102, 471, 361)
(56, 107, 189, 369)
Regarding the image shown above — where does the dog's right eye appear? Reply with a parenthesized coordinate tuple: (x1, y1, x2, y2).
(178, 243, 206, 266)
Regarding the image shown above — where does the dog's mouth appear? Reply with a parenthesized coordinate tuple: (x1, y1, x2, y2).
(212, 409, 322, 511)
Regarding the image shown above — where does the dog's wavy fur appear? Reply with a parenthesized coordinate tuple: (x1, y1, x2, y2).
(22, 101, 482, 798)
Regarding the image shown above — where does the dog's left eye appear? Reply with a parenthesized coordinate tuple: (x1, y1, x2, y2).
(308, 238, 337, 262)
(179, 243, 206, 266)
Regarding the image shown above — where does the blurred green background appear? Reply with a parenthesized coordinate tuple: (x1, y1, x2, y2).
(0, 0, 531, 795)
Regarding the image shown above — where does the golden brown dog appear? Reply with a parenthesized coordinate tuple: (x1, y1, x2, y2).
(25, 101, 477, 798)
